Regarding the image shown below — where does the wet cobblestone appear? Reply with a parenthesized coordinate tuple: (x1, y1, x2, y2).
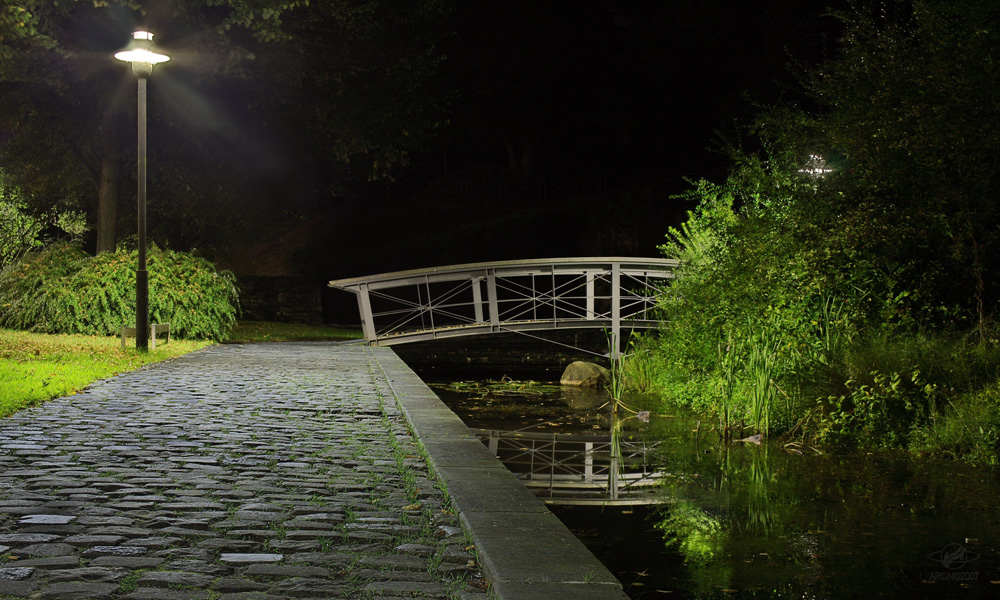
(0, 343, 487, 599)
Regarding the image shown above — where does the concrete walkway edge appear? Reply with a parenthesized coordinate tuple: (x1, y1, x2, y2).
(370, 347, 630, 600)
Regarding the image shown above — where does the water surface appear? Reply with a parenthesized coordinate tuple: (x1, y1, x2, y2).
(431, 380, 1000, 599)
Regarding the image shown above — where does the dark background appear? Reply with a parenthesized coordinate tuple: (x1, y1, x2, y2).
(213, 1, 847, 280)
(0, 1, 851, 324)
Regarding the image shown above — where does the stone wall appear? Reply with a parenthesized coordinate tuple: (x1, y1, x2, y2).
(237, 276, 324, 324)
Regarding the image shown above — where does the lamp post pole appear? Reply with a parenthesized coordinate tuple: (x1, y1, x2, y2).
(115, 31, 169, 352)
(136, 71, 149, 352)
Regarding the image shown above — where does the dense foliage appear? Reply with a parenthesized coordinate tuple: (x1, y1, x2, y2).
(0, 243, 239, 340)
(0, 0, 450, 254)
(647, 0, 1000, 462)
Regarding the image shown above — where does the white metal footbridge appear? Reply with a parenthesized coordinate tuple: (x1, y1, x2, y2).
(329, 257, 677, 357)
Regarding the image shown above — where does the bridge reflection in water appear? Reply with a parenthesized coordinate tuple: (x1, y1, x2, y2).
(472, 428, 666, 506)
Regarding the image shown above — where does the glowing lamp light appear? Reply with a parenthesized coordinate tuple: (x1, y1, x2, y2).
(798, 154, 835, 178)
(115, 31, 170, 77)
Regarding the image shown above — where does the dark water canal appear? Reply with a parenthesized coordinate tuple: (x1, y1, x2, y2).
(423, 375, 1000, 600)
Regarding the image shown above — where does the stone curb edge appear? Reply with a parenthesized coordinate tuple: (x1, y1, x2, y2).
(369, 346, 630, 600)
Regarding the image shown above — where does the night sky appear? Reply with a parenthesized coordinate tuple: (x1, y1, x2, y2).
(255, 0, 849, 282)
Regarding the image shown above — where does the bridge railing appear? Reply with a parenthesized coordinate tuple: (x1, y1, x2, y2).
(329, 257, 677, 355)
(473, 428, 665, 505)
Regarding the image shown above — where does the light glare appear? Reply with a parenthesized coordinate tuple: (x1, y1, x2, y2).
(115, 48, 170, 64)
(115, 30, 170, 65)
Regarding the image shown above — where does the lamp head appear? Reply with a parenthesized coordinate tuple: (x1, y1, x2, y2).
(115, 31, 170, 77)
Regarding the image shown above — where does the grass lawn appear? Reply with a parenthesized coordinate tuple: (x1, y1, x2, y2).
(226, 321, 363, 343)
(0, 322, 363, 418)
(0, 329, 213, 418)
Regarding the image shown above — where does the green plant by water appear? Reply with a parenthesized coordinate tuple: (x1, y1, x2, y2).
(626, 0, 1000, 463)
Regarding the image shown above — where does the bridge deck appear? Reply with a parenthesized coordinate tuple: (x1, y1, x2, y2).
(329, 257, 676, 356)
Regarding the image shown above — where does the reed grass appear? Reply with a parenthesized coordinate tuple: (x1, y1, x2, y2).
(747, 328, 779, 437)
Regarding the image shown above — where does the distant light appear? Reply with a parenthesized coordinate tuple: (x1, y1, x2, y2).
(115, 31, 170, 65)
(798, 154, 834, 178)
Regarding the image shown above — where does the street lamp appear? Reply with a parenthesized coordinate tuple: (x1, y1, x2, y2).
(115, 31, 169, 352)
(798, 154, 835, 178)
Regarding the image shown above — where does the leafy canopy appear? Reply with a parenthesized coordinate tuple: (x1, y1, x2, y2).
(650, 0, 1000, 448)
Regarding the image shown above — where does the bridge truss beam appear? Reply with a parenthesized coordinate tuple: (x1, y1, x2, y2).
(330, 257, 677, 357)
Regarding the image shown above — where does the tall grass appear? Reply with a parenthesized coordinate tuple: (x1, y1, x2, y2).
(746, 328, 780, 437)
(716, 335, 739, 441)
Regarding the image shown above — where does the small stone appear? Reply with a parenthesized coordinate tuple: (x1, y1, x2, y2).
(150, 548, 211, 561)
(219, 553, 282, 563)
(266, 539, 321, 552)
(286, 552, 352, 567)
(18, 542, 76, 557)
(0, 567, 34, 581)
(0, 534, 61, 545)
(395, 543, 435, 556)
(268, 579, 349, 597)
(38, 582, 118, 600)
(47, 567, 129, 583)
(439, 563, 479, 578)
(210, 578, 269, 593)
(436, 525, 463, 538)
(244, 564, 330, 578)
(62, 535, 126, 547)
(233, 511, 286, 522)
(195, 538, 258, 552)
(3, 556, 80, 569)
(359, 554, 427, 570)
(138, 571, 213, 588)
(129, 537, 183, 550)
(89, 557, 165, 569)
(0, 581, 38, 597)
(82, 545, 149, 557)
(440, 545, 476, 563)
(19, 515, 76, 525)
(159, 559, 229, 576)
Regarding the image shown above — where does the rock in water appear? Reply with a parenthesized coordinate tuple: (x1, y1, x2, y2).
(560, 361, 609, 387)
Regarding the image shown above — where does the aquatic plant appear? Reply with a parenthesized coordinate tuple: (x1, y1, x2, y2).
(655, 499, 724, 564)
(747, 327, 780, 437)
(716, 333, 739, 442)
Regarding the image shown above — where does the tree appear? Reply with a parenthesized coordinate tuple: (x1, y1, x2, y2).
(681, 0, 1000, 334)
(651, 0, 1000, 441)
(0, 0, 450, 255)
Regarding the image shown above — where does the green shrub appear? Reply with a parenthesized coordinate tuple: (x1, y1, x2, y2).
(913, 382, 1000, 466)
(0, 243, 239, 340)
(0, 197, 43, 268)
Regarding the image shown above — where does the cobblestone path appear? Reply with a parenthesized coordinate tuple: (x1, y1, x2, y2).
(0, 343, 486, 599)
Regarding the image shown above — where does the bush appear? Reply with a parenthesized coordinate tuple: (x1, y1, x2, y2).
(914, 382, 1000, 466)
(0, 243, 239, 340)
(0, 197, 43, 269)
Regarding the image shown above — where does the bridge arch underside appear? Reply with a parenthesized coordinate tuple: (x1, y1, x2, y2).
(330, 257, 676, 357)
